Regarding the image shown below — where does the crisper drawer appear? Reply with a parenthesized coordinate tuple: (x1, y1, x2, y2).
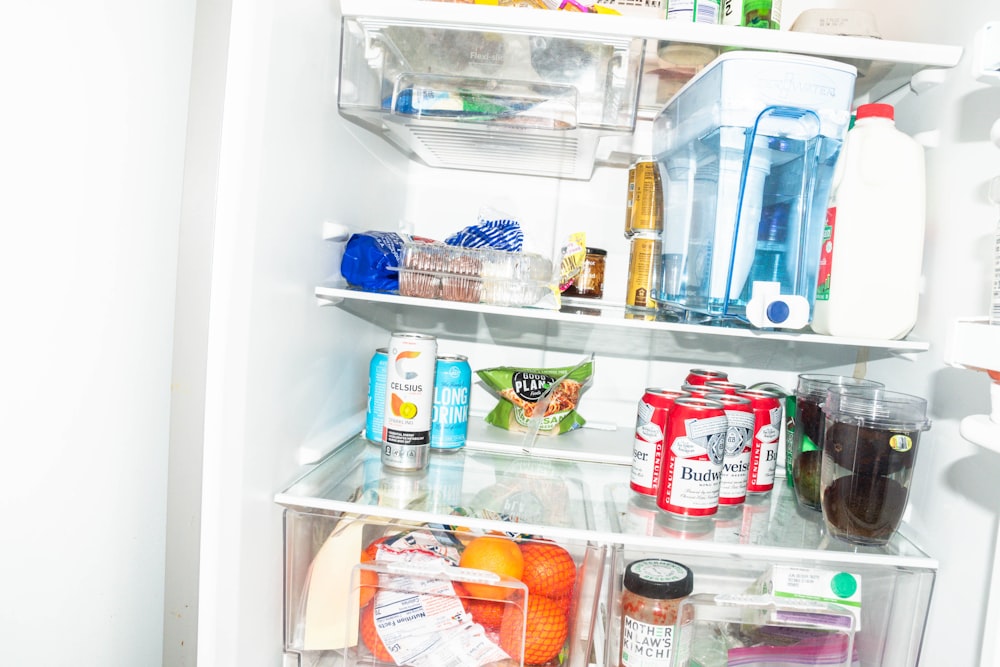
(282, 510, 606, 667)
(337, 0, 645, 178)
(602, 543, 935, 667)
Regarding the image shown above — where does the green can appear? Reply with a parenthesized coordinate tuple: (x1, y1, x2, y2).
(722, 0, 781, 29)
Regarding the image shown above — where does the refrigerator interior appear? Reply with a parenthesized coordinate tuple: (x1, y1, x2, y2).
(175, 0, 1000, 666)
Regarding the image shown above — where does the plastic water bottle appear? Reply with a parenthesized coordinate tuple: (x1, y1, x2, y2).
(811, 103, 926, 340)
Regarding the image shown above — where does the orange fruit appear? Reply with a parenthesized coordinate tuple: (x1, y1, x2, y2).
(359, 603, 394, 663)
(358, 536, 391, 609)
(466, 598, 507, 630)
(499, 595, 569, 665)
(458, 536, 524, 601)
(519, 541, 577, 600)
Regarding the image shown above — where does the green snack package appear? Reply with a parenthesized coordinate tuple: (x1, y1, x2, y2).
(476, 362, 594, 436)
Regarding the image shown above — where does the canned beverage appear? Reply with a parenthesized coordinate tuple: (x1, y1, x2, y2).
(365, 348, 388, 443)
(430, 355, 472, 450)
(704, 380, 747, 396)
(625, 162, 636, 238)
(739, 389, 783, 493)
(382, 332, 438, 470)
(656, 396, 728, 517)
(630, 389, 688, 498)
(680, 383, 724, 400)
(629, 159, 663, 235)
(715, 394, 754, 506)
(685, 368, 728, 386)
(665, 0, 721, 24)
(626, 232, 661, 310)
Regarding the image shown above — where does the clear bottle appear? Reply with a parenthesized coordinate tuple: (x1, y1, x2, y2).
(619, 558, 694, 667)
(811, 103, 926, 340)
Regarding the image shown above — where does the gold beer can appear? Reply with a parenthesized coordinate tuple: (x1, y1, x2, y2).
(625, 162, 637, 238)
(626, 231, 662, 310)
(629, 158, 663, 235)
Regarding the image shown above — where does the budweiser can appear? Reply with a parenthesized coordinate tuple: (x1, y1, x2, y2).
(382, 332, 437, 470)
(430, 355, 471, 450)
(629, 158, 663, 235)
(680, 383, 724, 400)
(365, 348, 388, 443)
(705, 380, 747, 396)
(626, 232, 661, 310)
(715, 394, 754, 506)
(740, 389, 783, 493)
(630, 388, 688, 498)
(685, 368, 728, 386)
(656, 396, 728, 517)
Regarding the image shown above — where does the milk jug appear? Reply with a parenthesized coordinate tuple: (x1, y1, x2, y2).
(811, 103, 926, 340)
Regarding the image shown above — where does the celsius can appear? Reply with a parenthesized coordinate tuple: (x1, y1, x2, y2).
(365, 348, 388, 443)
(685, 368, 728, 386)
(715, 394, 754, 506)
(656, 396, 728, 517)
(631, 389, 689, 498)
(629, 158, 663, 235)
(626, 232, 661, 311)
(382, 332, 437, 470)
(739, 389, 783, 493)
(430, 355, 471, 450)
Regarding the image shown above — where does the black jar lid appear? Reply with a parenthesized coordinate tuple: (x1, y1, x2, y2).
(585, 247, 607, 256)
(623, 558, 693, 600)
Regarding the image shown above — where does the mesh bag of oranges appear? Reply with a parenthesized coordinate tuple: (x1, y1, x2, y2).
(355, 529, 580, 666)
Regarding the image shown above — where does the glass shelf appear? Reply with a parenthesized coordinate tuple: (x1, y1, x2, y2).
(276, 430, 938, 571)
(315, 285, 930, 371)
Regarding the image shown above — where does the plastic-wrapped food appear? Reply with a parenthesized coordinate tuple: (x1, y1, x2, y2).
(476, 361, 594, 435)
(340, 231, 406, 292)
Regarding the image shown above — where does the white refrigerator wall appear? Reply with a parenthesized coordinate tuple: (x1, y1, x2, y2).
(0, 1, 196, 665)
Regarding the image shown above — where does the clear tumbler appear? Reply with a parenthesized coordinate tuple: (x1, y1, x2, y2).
(820, 386, 931, 546)
(791, 374, 884, 511)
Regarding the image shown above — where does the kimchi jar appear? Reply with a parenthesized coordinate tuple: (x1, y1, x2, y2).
(619, 558, 693, 667)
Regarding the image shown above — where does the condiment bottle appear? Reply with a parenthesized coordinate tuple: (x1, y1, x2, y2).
(620, 558, 694, 667)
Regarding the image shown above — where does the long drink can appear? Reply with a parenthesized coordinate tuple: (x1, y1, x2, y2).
(630, 389, 688, 498)
(685, 368, 728, 386)
(715, 394, 754, 506)
(365, 348, 388, 443)
(656, 397, 728, 517)
(382, 332, 437, 470)
(739, 389, 783, 493)
(430, 355, 471, 450)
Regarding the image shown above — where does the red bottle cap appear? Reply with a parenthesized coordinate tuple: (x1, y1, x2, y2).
(856, 103, 894, 121)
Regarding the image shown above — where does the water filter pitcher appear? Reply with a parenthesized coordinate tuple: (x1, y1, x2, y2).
(652, 51, 857, 328)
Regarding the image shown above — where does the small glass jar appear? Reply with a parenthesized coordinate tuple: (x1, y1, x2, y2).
(564, 247, 607, 299)
(619, 558, 693, 667)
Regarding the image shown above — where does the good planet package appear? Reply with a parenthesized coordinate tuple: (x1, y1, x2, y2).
(340, 231, 405, 292)
(477, 361, 594, 435)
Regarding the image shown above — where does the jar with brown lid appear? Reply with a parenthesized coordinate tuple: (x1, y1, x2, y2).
(619, 558, 693, 667)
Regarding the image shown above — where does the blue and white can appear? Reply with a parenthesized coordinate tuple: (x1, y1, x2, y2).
(430, 355, 471, 450)
(365, 347, 388, 443)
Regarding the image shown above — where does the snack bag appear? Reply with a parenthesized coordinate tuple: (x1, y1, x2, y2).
(477, 361, 594, 435)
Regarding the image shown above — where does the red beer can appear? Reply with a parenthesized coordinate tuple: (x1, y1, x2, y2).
(714, 394, 754, 506)
(655, 396, 728, 517)
(680, 383, 725, 400)
(630, 388, 688, 498)
(705, 380, 748, 396)
(739, 389, 784, 493)
(684, 369, 728, 386)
